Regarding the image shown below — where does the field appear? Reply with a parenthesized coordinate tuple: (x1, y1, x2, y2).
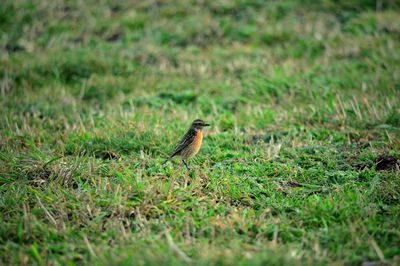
(1, 0, 400, 265)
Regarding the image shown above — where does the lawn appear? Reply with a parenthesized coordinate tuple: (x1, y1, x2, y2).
(1, 0, 400, 265)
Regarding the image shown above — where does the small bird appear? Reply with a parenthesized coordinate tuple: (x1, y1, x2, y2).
(163, 119, 210, 170)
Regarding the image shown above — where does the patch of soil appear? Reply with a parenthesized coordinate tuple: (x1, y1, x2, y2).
(283, 181, 303, 188)
(27, 166, 53, 187)
(105, 32, 124, 42)
(374, 155, 399, 171)
(5, 43, 25, 53)
(100, 150, 120, 160)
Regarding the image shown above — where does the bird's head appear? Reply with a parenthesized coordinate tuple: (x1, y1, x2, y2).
(191, 119, 210, 131)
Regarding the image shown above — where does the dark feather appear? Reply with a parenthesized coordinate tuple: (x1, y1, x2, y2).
(169, 128, 197, 158)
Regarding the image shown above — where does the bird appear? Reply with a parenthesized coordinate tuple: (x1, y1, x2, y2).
(163, 119, 210, 170)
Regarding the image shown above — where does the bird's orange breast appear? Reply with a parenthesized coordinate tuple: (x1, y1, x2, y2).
(190, 131, 203, 157)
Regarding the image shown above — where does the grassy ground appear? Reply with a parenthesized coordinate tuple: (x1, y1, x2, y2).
(1, 0, 400, 265)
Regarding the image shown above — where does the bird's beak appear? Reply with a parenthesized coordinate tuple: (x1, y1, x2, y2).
(204, 123, 210, 127)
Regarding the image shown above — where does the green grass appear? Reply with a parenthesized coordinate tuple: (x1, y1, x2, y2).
(1, 0, 400, 265)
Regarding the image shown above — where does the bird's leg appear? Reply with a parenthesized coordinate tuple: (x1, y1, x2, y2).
(182, 160, 191, 171)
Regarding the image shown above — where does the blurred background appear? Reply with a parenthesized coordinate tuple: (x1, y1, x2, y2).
(1, 0, 399, 156)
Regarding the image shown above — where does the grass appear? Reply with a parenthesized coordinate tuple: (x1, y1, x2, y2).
(1, 0, 400, 265)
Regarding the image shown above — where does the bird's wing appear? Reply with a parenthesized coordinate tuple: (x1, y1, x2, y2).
(169, 129, 197, 158)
